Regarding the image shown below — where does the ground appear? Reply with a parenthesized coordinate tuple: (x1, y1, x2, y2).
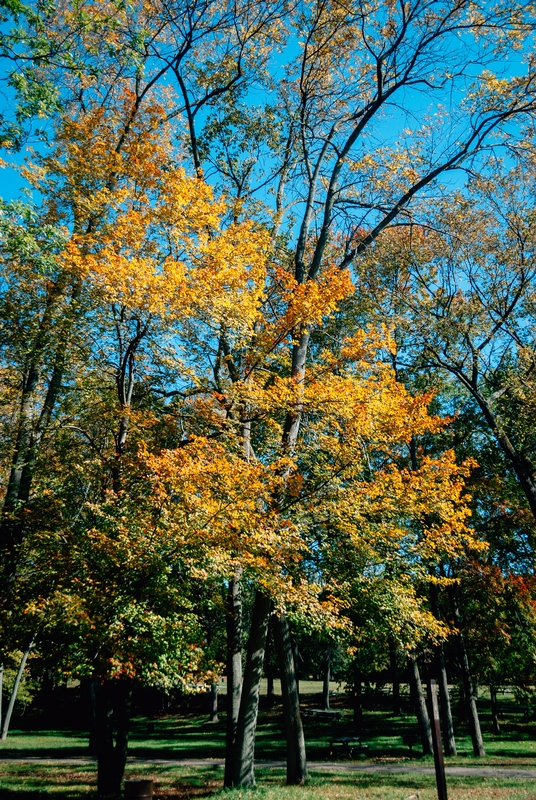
(1, 681, 536, 798)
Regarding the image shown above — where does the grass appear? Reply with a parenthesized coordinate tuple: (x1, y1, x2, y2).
(3, 710, 536, 765)
(1, 763, 536, 799)
(3, 688, 536, 764)
(2, 683, 536, 797)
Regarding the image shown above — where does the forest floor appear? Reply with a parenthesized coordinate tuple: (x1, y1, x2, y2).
(1, 683, 536, 798)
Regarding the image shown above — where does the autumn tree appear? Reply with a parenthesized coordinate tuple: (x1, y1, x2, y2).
(3, 0, 536, 788)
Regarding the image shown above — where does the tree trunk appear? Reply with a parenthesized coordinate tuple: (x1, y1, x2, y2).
(353, 661, 363, 727)
(292, 636, 300, 697)
(1, 280, 75, 586)
(458, 640, 485, 756)
(88, 677, 98, 755)
(231, 590, 272, 787)
(322, 647, 331, 711)
(0, 664, 3, 732)
(490, 684, 500, 734)
(408, 656, 433, 756)
(437, 643, 457, 756)
(209, 682, 218, 723)
(429, 581, 456, 755)
(265, 620, 275, 708)
(449, 588, 485, 757)
(1, 644, 32, 740)
(456, 386, 536, 525)
(96, 678, 132, 798)
(389, 637, 402, 716)
(224, 572, 243, 787)
(274, 613, 307, 785)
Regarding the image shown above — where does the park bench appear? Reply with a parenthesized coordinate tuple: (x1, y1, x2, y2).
(328, 735, 368, 758)
(302, 708, 342, 721)
(520, 705, 536, 720)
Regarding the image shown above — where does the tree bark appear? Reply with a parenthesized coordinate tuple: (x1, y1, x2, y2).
(449, 588, 485, 757)
(322, 647, 331, 711)
(1, 644, 33, 740)
(265, 620, 275, 708)
(274, 613, 307, 785)
(490, 684, 500, 734)
(292, 636, 300, 697)
(0, 279, 76, 586)
(429, 581, 456, 755)
(389, 637, 402, 716)
(353, 661, 363, 727)
(96, 678, 132, 798)
(437, 643, 457, 756)
(209, 682, 218, 723)
(88, 677, 98, 755)
(224, 572, 242, 787)
(231, 590, 272, 787)
(408, 656, 433, 756)
(457, 637, 485, 756)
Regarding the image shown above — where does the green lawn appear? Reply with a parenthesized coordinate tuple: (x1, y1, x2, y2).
(2, 707, 536, 765)
(2, 683, 536, 797)
(1, 763, 536, 800)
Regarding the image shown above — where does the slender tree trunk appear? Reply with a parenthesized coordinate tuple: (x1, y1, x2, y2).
(353, 661, 363, 727)
(389, 637, 402, 716)
(408, 656, 433, 756)
(1, 280, 76, 586)
(437, 643, 457, 756)
(322, 648, 331, 711)
(96, 679, 132, 798)
(458, 638, 485, 756)
(429, 581, 456, 755)
(231, 590, 272, 787)
(292, 636, 300, 697)
(1, 644, 33, 740)
(209, 682, 218, 723)
(490, 684, 500, 734)
(265, 620, 275, 708)
(471, 391, 536, 524)
(449, 588, 485, 757)
(89, 677, 98, 756)
(274, 613, 307, 785)
(224, 572, 242, 787)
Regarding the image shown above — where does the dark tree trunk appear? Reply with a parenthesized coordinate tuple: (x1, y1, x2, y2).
(471, 391, 536, 524)
(274, 613, 307, 785)
(458, 641, 485, 756)
(292, 636, 300, 697)
(209, 682, 218, 723)
(490, 684, 500, 734)
(1, 281, 75, 588)
(89, 678, 98, 756)
(408, 657, 433, 756)
(265, 620, 275, 708)
(437, 643, 457, 756)
(96, 679, 132, 798)
(389, 637, 402, 716)
(224, 572, 242, 787)
(231, 590, 272, 787)
(322, 647, 331, 711)
(353, 661, 363, 727)
(449, 588, 485, 757)
(429, 581, 456, 755)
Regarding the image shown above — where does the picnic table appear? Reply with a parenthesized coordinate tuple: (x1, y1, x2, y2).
(302, 708, 342, 721)
(328, 735, 368, 758)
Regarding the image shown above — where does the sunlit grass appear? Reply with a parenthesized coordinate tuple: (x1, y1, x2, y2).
(1, 764, 536, 800)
